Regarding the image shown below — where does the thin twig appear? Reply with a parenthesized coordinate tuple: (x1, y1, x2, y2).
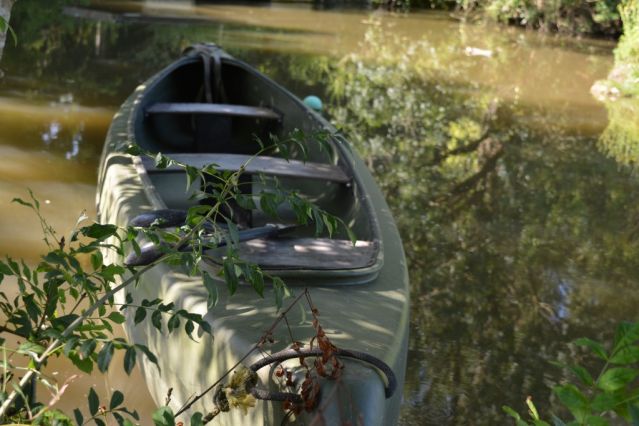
(174, 289, 308, 417)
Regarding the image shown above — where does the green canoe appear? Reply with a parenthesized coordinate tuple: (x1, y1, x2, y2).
(96, 44, 409, 425)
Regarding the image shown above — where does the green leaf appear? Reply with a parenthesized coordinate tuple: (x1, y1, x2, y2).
(97, 342, 114, 373)
(249, 267, 264, 298)
(225, 219, 240, 247)
(151, 310, 162, 331)
(108, 312, 126, 324)
(553, 384, 588, 421)
(615, 322, 639, 346)
(17, 341, 45, 356)
(574, 338, 608, 360)
(90, 251, 103, 271)
(134, 307, 147, 325)
(12, 197, 33, 208)
(527, 397, 541, 420)
(69, 352, 93, 374)
(185, 165, 200, 190)
(610, 345, 639, 365)
(597, 368, 639, 392)
(199, 319, 212, 335)
(124, 144, 143, 156)
(583, 415, 609, 426)
(102, 264, 125, 282)
(113, 412, 125, 426)
(43, 251, 68, 267)
(154, 152, 173, 170)
(502, 406, 528, 426)
(117, 407, 140, 421)
(591, 392, 626, 412)
(124, 346, 137, 375)
(190, 412, 204, 426)
(203, 271, 218, 309)
(272, 277, 291, 310)
(136, 344, 159, 368)
(223, 258, 239, 295)
(167, 313, 180, 333)
(64, 337, 79, 356)
(88, 387, 99, 416)
(152, 406, 175, 426)
(79, 339, 97, 358)
(23, 294, 41, 322)
(110, 390, 124, 410)
(185, 320, 195, 339)
(567, 364, 594, 386)
(73, 408, 84, 426)
(502, 405, 522, 420)
(82, 223, 118, 240)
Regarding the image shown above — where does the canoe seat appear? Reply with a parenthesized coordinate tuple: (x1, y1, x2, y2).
(206, 238, 379, 270)
(141, 153, 351, 184)
(146, 103, 282, 121)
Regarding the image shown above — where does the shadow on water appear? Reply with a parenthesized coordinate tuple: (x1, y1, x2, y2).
(1, 0, 635, 424)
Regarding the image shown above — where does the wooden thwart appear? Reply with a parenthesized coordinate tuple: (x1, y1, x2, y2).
(146, 103, 281, 120)
(207, 238, 378, 270)
(142, 153, 351, 183)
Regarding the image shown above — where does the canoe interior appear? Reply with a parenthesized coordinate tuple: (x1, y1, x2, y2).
(131, 53, 381, 275)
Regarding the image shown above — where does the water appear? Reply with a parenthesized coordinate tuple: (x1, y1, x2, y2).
(0, 0, 632, 424)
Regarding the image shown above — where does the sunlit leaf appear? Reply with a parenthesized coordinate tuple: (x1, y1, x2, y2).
(152, 406, 175, 426)
(597, 368, 639, 392)
(610, 345, 639, 365)
(81, 223, 118, 240)
(108, 312, 126, 324)
(553, 384, 588, 422)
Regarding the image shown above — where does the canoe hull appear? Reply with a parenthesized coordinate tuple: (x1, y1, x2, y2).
(97, 47, 409, 425)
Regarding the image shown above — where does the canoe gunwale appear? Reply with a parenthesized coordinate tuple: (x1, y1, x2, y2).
(122, 48, 384, 282)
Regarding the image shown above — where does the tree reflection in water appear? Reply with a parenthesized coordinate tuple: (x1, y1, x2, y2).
(321, 25, 639, 425)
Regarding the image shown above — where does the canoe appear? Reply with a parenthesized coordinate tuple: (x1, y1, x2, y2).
(96, 44, 409, 425)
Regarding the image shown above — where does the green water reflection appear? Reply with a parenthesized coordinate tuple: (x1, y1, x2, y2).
(0, 0, 632, 424)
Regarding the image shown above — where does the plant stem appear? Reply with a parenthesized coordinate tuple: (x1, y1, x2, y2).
(0, 250, 171, 420)
(174, 289, 307, 417)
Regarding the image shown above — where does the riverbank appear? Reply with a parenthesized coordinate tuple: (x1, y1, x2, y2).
(408, 0, 623, 37)
(593, 0, 639, 99)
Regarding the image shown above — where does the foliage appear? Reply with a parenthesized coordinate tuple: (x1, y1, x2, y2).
(0, 130, 350, 423)
(391, 0, 622, 36)
(504, 322, 639, 425)
(607, 0, 639, 96)
(482, 0, 621, 35)
(283, 19, 639, 425)
(0, 11, 17, 47)
(598, 98, 639, 166)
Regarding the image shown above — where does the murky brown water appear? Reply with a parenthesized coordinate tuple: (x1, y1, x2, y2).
(1, 0, 631, 424)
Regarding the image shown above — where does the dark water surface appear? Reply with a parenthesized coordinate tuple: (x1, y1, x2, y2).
(1, 0, 633, 424)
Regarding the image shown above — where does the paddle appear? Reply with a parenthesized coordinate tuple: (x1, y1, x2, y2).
(125, 223, 296, 267)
